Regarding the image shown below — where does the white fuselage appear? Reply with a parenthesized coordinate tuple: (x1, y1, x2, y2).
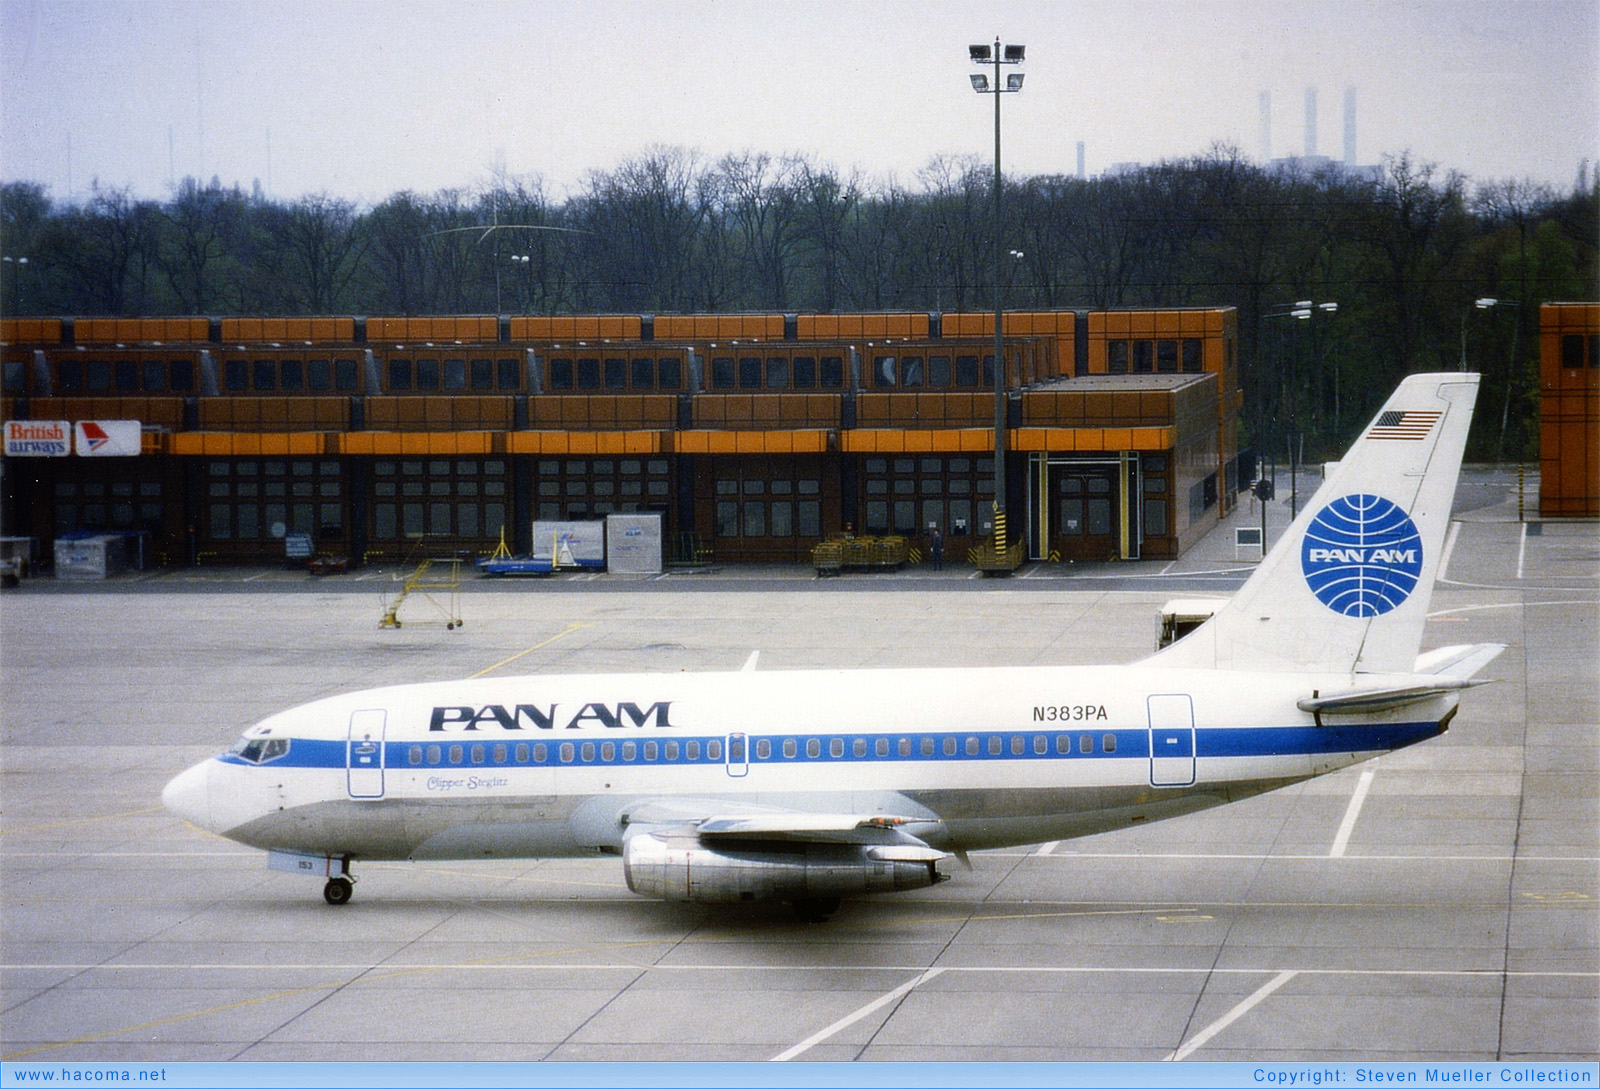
(163, 661, 1454, 863)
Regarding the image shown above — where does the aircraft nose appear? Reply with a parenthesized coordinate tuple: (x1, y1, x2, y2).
(162, 762, 213, 830)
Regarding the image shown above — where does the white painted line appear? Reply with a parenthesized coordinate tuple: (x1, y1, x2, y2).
(1166, 970, 1298, 1061)
(1329, 769, 1376, 859)
(1438, 521, 1461, 582)
(1516, 521, 1528, 580)
(1034, 840, 1060, 856)
(769, 966, 946, 1061)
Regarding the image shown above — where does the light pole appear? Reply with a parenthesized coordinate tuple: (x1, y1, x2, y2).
(1474, 297, 1526, 459)
(2, 256, 29, 315)
(1265, 300, 1337, 520)
(969, 39, 1024, 565)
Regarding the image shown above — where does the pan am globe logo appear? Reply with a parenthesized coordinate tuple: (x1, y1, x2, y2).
(1301, 494, 1424, 617)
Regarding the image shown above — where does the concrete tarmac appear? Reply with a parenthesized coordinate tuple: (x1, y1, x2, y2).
(2, 469, 1595, 1062)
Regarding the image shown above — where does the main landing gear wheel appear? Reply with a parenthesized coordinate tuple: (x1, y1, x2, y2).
(323, 876, 354, 905)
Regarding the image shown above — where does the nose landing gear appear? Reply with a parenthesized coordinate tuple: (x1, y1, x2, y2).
(323, 875, 355, 905)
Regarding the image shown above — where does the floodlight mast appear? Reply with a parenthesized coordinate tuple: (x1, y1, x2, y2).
(970, 38, 1024, 567)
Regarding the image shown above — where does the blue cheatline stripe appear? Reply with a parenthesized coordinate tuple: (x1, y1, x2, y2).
(215, 720, 1443, 774)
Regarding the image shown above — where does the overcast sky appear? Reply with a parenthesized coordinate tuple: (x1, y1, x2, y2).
(2, 0, 1596, 206)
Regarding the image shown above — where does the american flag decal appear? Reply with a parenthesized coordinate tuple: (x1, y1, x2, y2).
(1369, 409, 1441, 440)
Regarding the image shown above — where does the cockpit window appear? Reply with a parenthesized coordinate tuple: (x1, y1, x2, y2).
(228, 736, 290, 764)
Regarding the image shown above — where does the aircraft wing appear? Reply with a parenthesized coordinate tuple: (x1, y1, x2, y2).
(622, 798, 946, 851)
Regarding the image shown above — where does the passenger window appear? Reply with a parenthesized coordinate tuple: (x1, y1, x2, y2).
(807, 739, 821, 759)
(664, 741, 679, 761)
(515, 743, 529, 763)
(493, 743, 507, 764)
(409, 746, 423, 766)
(580, 742, 596, 762)
(685, 741, 699, 761)
(1103, 733, 1117, 753)
(449, 745, 463, 765)
(898, 738, 912, 757)
(989, 736, 1003, 756)
(966, 737, 979, 756)
(533, 743, 547, 764)
(943, 737, 957, 756)
(756, 739, 772, 759)
(601, 742, 616, 762)
(1011, 736, 1026, 755)
(559, 743, 574, 763)
(427, 745, 441, 765)
(875, 738, 889, 758)
(644, 741, 658, 761)
(1035, 735, 1048, 754)
(471, 744, 485, 764)
(1057, 735, 1070, 754)
(622, 741, 636, 761)
(783, 739, 797, 759)
(706, 740, 721, 760)
(853, 738, 867, 758)
(920, 738, 934, 757)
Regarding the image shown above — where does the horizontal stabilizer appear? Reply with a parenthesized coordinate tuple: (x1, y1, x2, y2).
(1297, 680, 1480, 716)
(1414, 643, 1506, 680)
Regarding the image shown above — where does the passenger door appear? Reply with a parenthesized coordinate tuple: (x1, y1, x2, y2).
(346, 709, 387, 799)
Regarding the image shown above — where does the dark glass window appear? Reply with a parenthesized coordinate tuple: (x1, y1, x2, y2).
(470, 358, 493, 390)
(711, 357, 735, 389)
(497, 358, 519, 389)
(443, 359, 466, 390)
(604, 358, 627, 389)
(58, 359, 83, 392)
(766, 357, 789, 388)
(335, 359, 358, 391)
(416, 359, 439, 391)
(1133, 341, 1153, 373)
(1157, 340, 1178, 373)
(632, 358, 654, 388)
(820, 356, 844, 389)
(549, 358, 573, 390)
(1562, 334, 1584, 369)
(114, 360, 138, 391)
(253, 360, 276, 391)
(388, 359, 412, 390)
(170, 359, 195, 391)
(577, 358, 601, 389)
(1182, 339, 1203, 372)
(86, 360, 110, 391)
(928, 355, 952, 387)
(1108, 342, 1129, 374)
(793, 356, 816, 388)
(902, 356, 924, 387)
(307, 360, 331, 391)
(873, 356, 896, 387)
(955, 355, 979, 387)
(658, 357, 682, 389)
(280, 359, 304, 391)
(739, 357, 761, 388)
(142, 360, 167, 392)
(225, 359, 248, 391)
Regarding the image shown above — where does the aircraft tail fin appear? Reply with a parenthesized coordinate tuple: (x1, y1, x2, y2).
(1150, 372, 1480, 675)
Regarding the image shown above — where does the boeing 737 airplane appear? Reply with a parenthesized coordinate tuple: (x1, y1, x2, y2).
(164, 372, 1499, 921)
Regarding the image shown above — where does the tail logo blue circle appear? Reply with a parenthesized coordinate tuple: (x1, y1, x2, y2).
(1301, 494, 1423, 617)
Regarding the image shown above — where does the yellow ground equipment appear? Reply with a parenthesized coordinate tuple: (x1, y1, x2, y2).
(379, 557, 463, 630)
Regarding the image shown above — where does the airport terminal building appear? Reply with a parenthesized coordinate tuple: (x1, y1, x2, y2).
(1, 308, 1239, 568)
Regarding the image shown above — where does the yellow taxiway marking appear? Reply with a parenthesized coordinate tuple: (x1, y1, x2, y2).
(469, 622, 591, 678)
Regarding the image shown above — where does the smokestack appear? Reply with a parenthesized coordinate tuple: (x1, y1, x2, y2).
(1076, 142, 1085, 179)
(1304, 87, 1317, 157)
(1343, 87, 1357, 166)
(1259, 91, 1272, 161)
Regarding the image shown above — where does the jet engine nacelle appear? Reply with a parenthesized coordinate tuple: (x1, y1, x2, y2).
(622, 830, 946, 903)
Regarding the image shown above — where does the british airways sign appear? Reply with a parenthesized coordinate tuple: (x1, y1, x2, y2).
(4, 420, 70, 456)
(1301, 494, 1424, 617)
